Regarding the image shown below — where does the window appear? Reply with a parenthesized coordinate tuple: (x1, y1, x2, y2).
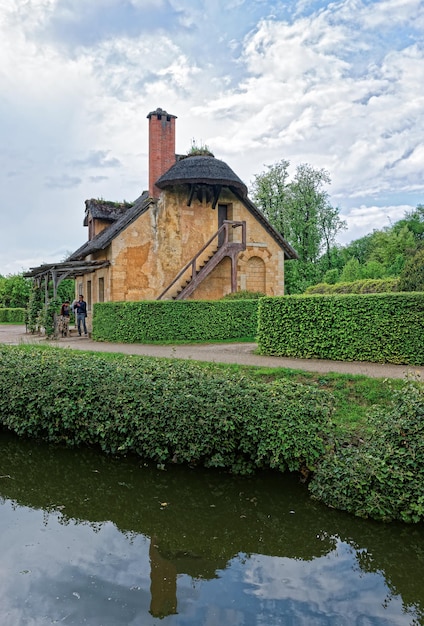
(87, 281, 92, 312)
(98, 277, 104, 303)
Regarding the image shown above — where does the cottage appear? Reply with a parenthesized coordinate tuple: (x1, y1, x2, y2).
(26, 108, 297, 328)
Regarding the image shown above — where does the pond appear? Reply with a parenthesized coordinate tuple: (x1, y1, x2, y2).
(0, 430, 423, 625)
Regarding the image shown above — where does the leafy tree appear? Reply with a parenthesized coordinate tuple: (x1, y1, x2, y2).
(323, 268, 339, 284)
(0, 274, 31, 308)
(250, 159, 291, 237)
(57, 279, 76, 305)
(339, 258, 362, 283)
(398, 249, 424, 292)
(392, 205, 424, 243)
(251, 161, 346, 293)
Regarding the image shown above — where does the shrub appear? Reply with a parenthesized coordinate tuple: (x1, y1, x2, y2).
(0, 345, 334, 476)
(257, 292, 424, 365)
(0, 308, 26, 323)
(93, 299, 259, 343)
(309, 379, 424, 523)
(305, 278, 399, 295)
(221, 290, 265, 300)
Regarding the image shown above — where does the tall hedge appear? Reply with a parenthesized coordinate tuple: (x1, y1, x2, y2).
(0, 345, 334, 475)
(257, 293, 424, 365)
(92, 299, 259, 343)
(0, 307, 26, 323)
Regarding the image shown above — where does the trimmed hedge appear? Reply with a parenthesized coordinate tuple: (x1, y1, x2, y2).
(257, 292, 424, 365)
(0, 345, 334, 475)
(305, 278, 399, 295)
(0, 307, 26, 323)
(92, 299, 259, 343)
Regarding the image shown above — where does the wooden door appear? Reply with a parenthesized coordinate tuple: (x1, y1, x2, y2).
(218, 204, 227, 247)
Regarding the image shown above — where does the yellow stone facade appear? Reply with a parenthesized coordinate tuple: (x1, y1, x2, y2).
(76, 185, 288, 326)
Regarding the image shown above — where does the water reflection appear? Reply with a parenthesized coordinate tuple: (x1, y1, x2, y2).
(0, 430, 423, 625)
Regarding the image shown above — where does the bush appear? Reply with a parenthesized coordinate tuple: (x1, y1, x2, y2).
(0, 308, 26, 323)
(399, 249, 424, 292)
(257, 292, 424, 365)
(221, 290, 265, 300)
(0, 345, 334, 476)
(309, 379, 424, 523)
(93, 299, 259, 343)
(305, 278, 399, 295)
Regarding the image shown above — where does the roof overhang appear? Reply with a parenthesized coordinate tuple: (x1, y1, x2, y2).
(24, 260, 110, 281)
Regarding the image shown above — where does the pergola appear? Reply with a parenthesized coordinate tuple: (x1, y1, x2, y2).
(24, 260, 110, 301)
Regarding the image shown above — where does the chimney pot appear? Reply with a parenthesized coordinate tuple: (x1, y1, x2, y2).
(147, 108, 177, 198)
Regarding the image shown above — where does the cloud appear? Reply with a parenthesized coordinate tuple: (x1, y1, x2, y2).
(44, 174, 82, 189)
(6, 0, 189, 49)
(69, 150, 122, 169)
(0, 0, 423, 273)
(89, 175, 109, 183)
(338, 203, 415, 244)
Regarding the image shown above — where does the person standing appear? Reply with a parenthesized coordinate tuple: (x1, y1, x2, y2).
(59, 300, 71, 337)
(74, 294, 88, 336)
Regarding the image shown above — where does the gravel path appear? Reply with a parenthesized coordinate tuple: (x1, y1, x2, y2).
(1, 325, 423, 380)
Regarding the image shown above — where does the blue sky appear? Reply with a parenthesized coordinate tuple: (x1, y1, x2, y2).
(1, 0, 423, 275)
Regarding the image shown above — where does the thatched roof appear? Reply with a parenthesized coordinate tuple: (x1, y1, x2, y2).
(156, 155, 248, 198)
(83, 199, 133, 226)
(69, 191, 152, 261)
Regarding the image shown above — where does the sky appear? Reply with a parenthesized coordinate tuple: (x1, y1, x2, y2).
(1, 0, 423, 276)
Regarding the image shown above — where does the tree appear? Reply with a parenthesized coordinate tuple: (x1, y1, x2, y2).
(0, 274, 31, 308)
(250, 160, 291, 237)
(251, 161, 346, 292)
(398, 249, 424, 292)
(339, 258, 362, 283)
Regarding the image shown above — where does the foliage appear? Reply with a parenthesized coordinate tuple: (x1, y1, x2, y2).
(221, 290, 265, 300)
(0, 273, 31, 308)
(57, 279, 76, 305)
(186, 141, 214, 157)
(250, 160, 346, 292)
(309, 379, 424, 523)
(257, 293, 424, 365)
(0, 308, 26, 323)
(26, 284, 44, 334)
(0, 273, 74, 313)
(305, 278, 399, 295)
(250, 164, 423, 292)
(398, 248, 424, 292)
(0, 345, 334, 476)
(92, 300, 259, 343)
(38, 297, 61, 338)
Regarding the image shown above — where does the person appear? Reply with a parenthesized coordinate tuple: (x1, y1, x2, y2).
(74, 294, 88, 336)
(59, 300, 71, 337)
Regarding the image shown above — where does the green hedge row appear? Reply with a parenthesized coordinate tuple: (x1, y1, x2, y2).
(257, 292, 424, 365)
(0, 308, 26, 323)
(305, 278, 399, 295)
(92, 299, 259, 343)
(310, 379, 424, 523)
(0, 345, 333, 475)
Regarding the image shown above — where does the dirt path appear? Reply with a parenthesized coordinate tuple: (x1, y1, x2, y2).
(1, 325, 423, 380)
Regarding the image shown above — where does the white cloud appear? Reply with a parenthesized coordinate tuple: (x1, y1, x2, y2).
(0, 0, 423, 274)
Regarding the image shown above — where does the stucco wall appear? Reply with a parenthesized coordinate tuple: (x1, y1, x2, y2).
(77, 185, 286, 307)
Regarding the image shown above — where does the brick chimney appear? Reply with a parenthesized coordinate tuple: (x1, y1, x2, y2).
(147, 107, 177, 198)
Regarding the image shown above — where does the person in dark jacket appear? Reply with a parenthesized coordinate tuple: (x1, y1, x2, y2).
(74, 294, 88, 336)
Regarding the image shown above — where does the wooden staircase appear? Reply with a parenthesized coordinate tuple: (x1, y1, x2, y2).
(157, 221, 246, 300)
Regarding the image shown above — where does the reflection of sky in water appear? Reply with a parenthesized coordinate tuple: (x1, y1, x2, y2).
(0, 500, 418, 625)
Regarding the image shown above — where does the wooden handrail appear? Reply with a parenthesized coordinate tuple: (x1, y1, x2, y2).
(157, 221, 245, 300)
